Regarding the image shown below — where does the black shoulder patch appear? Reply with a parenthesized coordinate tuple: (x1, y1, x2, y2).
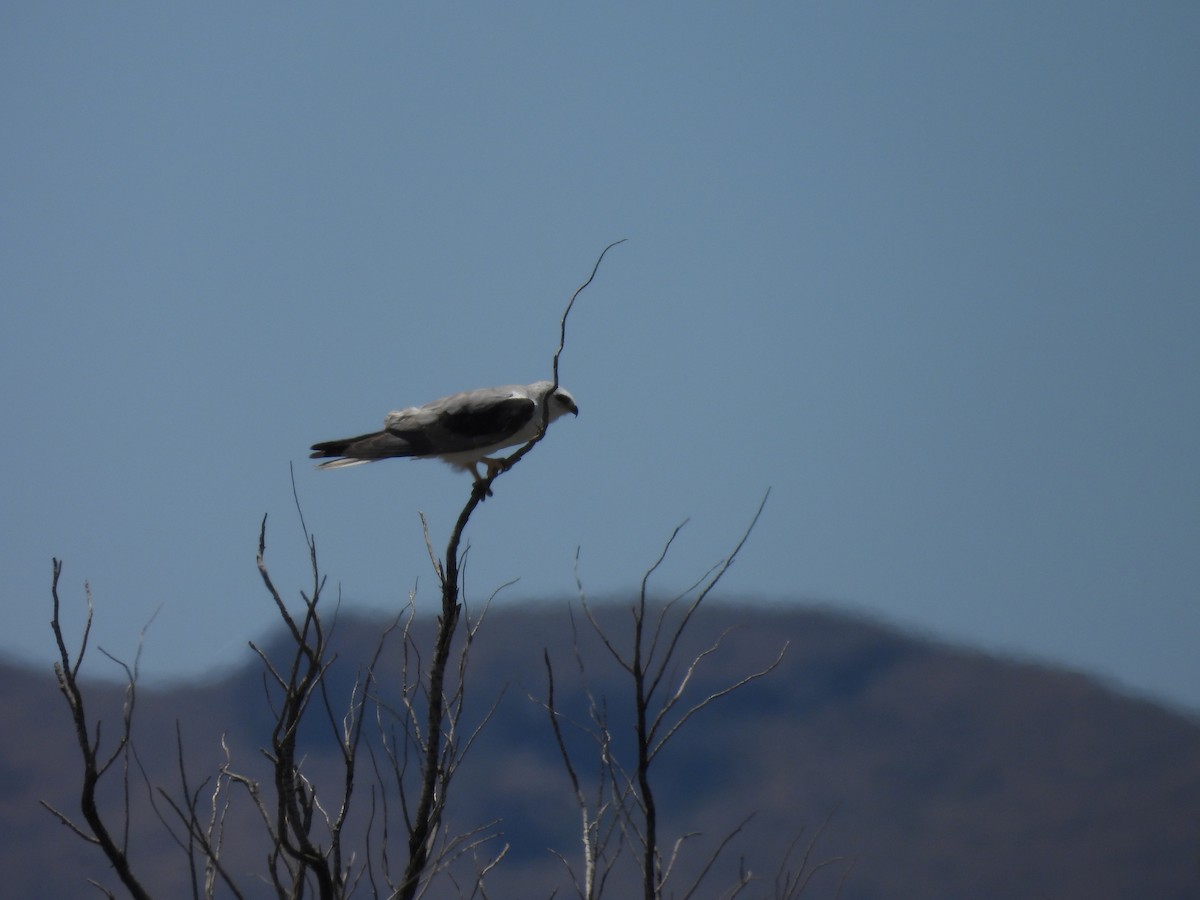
(442, 396, 534, 438)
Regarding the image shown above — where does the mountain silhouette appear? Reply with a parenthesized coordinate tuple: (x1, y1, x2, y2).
(4, 601, 1197, 898)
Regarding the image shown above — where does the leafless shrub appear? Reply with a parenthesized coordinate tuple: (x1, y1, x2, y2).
(540, 490, 844, 898)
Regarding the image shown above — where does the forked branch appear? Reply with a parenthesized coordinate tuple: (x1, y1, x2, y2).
(42, 559, 154, 900)
(548, 490, 786, 900)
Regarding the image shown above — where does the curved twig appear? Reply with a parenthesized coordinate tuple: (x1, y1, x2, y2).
(475, 239, 626, 501)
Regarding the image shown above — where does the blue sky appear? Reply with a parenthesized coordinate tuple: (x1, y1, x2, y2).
(3, 4, 1197, 711)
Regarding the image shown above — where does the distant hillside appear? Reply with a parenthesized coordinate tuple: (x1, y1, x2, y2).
(3, 602, 1198, 899)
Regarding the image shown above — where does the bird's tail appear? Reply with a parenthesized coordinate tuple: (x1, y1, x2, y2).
(309, 434, 377, 469)
(310, 430, 414, 468)
(313, 456, 373, 470)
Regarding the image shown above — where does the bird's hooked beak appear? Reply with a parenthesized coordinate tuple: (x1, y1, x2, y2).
(568, 400, 579, 416)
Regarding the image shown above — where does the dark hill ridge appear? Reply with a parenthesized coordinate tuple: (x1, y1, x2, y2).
(3, 602, 1197, 898)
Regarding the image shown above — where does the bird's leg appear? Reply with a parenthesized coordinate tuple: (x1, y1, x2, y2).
(469, 460, 504, 500)
(470, 458, 509, 501)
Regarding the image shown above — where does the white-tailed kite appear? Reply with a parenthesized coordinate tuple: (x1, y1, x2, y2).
(310, 381, 579, 486)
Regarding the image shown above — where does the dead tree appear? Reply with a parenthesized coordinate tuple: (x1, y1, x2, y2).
(42, 240, 624, 899)
(542, 492, 823, 900)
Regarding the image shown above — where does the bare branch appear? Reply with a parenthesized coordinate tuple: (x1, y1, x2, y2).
(675, 813, 756, 900)
(544, 490, 784, 900)
(552, 238, 627, 387)
(420, 512, 444, 585)
(45, 560, 155, 900)
(37, 800, 99, 844)
(649, 640, 790, 762)
(772, 811, 855, 900)
(646, 491, 770, 707)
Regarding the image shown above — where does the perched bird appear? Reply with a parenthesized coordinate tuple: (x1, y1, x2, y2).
(310, 381, 579, 486)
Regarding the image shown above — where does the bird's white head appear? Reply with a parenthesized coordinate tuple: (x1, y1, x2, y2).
(544, 384, 579, 421)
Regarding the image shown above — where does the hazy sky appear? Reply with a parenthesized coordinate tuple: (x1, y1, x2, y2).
(3, 4, 1197, 711)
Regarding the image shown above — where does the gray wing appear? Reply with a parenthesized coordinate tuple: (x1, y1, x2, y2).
(383, 386, 537, 456)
